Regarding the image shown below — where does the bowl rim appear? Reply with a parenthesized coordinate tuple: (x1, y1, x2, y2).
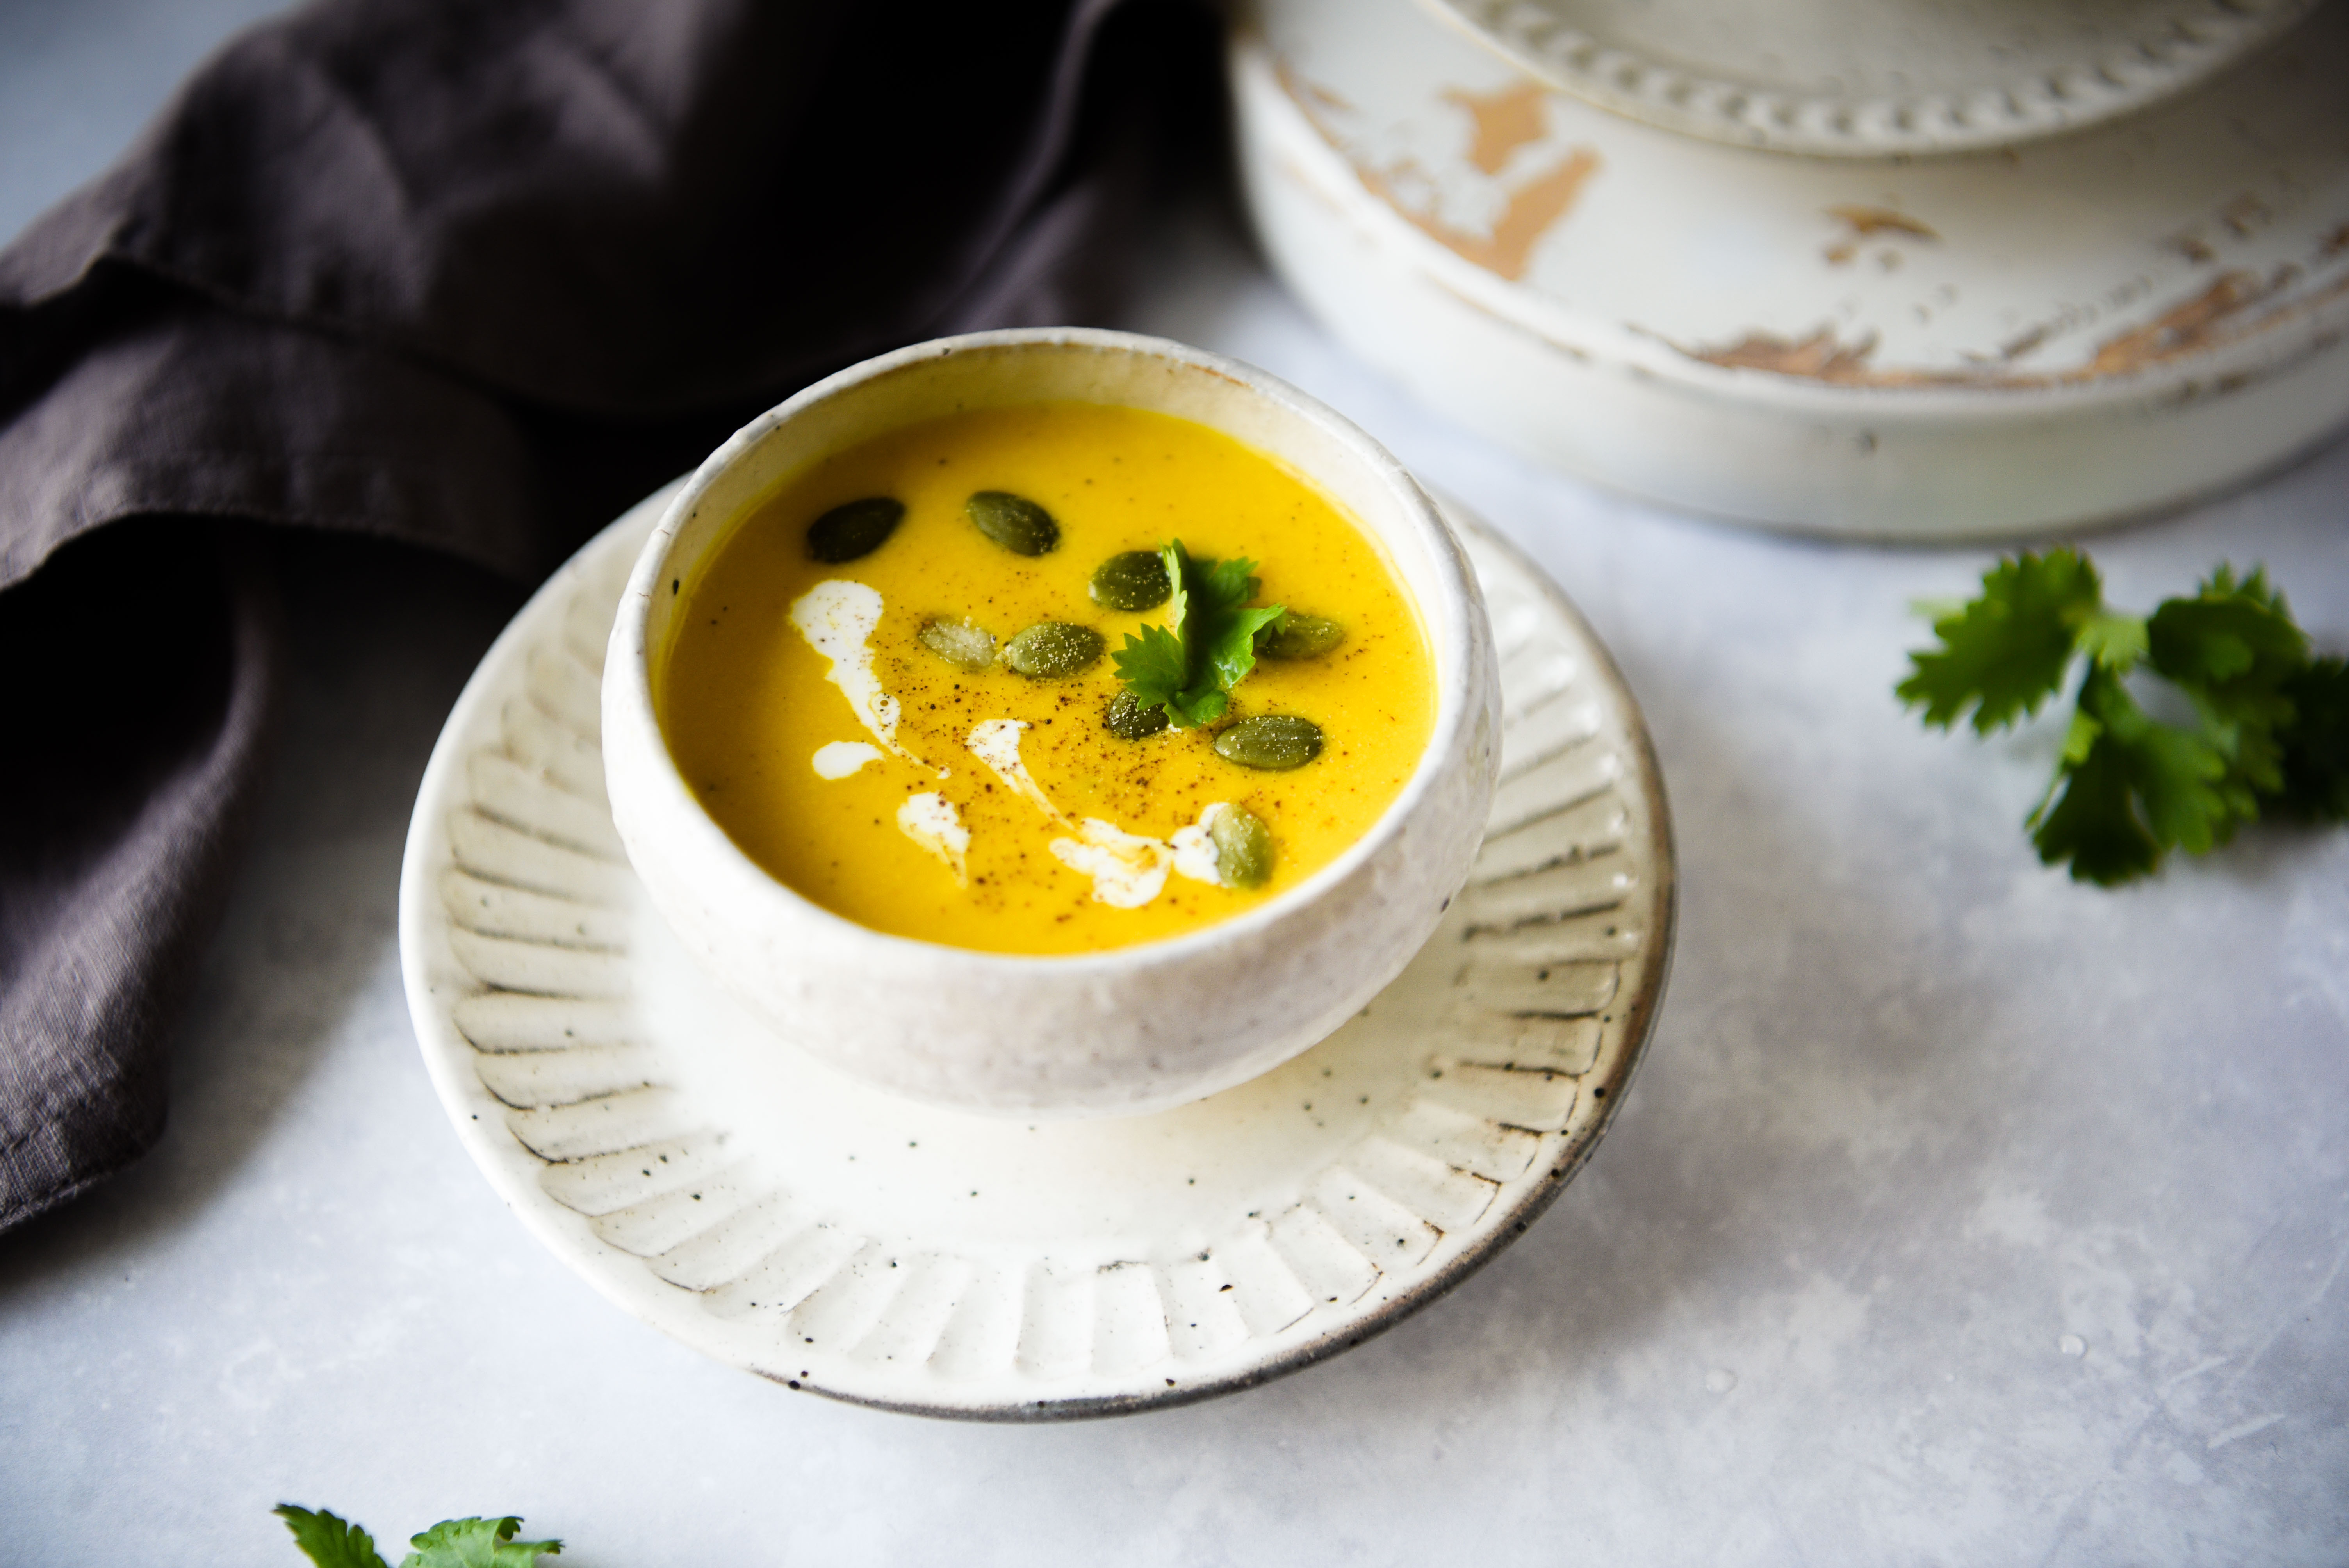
(606, 325, 1486, 977)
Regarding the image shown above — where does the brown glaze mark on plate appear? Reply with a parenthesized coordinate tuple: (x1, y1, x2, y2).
(1442, 80, 1551, 175)
(1822, 206, 1940, 267)
(1282, 61, 1599, 282)
(1672, 261, 2349, 391)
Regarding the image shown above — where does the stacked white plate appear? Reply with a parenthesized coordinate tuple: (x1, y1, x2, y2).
(1234, 0, 2349, 537)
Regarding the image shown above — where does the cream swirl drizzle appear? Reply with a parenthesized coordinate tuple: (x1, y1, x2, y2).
(811, 740, 882, 779)
(1168, 802, 1236, 887)
(895, 793, 970, 885)
(966, 718, 1232, 907)
(789, 580, 941, 775)
(1049, 820, 1174, 909)
(967, 719, 1071, 827)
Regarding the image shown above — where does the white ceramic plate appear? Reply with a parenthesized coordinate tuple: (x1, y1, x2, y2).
(1239, 0, 2349, 537)
(398, 480, 1674, 1419)
(1420, 0, 2319, 157)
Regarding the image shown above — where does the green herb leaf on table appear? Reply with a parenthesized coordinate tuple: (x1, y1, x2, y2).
(402, 1516, 563, 1568)
(2273, 655, 2349, 821)
(276, 1506, 392, 1568)
(1112, 540, 1285, 729)
(2145, 565, 2306, 809)
(278, 1507, 560, 1568)
(2075, 610, 2149, 675)
(2026, 665, 2234, 883)
(2026, 700, 2160, 886)
(1896, 548, 2106, 732)
(1900, 549, 2344, 885)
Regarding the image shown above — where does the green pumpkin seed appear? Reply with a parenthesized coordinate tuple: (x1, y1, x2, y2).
(805, 496, 904, 562)
(1214, 714, 1323, 770)
(1103, 689, 1169, 740)
(1257, 612, 1345, 659)
(1210, 806, 1274, 888)
(1003, 621, 1105, 679)
(1089, 550, 1172, 611)
(918, 617, 997, 672)
(967, 490, 1059, 556)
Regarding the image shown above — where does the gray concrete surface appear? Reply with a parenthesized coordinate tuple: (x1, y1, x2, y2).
(2, 4, 2345, 1563)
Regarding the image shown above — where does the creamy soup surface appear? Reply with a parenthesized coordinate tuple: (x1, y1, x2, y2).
(659, 402, 1436, 955)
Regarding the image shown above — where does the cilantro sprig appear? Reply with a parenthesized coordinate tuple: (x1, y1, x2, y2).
(1900, 548, 2348, 884)
(1111, 540, 1286, 728)
(277, 1505, 560, 1568)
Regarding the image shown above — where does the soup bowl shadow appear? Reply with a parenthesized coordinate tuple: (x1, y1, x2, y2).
(603, 328, 1500, 1118)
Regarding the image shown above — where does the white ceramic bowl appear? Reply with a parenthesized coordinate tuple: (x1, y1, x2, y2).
(602, 328, 1500, 1117)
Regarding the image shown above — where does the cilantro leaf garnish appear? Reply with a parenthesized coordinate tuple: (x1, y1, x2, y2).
(278, 1507, 560, 1568)
(1112, 619, 1191, 717)
(1111, 539, 1285, 729)
(1902, 549, 2344, 884)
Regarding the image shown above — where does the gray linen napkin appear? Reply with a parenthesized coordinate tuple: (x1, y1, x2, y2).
(0, 0, 1215, 1232)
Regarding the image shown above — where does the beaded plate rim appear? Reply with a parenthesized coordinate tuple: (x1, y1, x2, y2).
(1419, 0, 2320, 157)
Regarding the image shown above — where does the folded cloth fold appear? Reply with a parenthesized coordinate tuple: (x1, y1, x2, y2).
(0, 0, 1215, 1232)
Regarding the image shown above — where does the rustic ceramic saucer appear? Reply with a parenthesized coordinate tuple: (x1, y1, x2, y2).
(398, 481, 1674, 1418)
